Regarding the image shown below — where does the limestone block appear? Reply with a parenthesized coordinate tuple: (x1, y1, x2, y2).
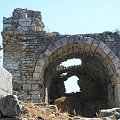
(54, 40, 62, 48)
(116, 77, 120, 84)
(72, 36, 80, 44)
(19, 21, 31, 26)
(115, 62, 120, 69)
(32, 84, 39, 90)
(48, 44, 56, 53)
(19, 18, 31, 22)
(35, 66, 43, 73)
(36, 60, 45, 67)
(85, 37, 93, 44)
(116, 69, 120, 76)
(103, 46, 111, 54)
(29, 24, 36, 31)
(23, 94, 31, 101)
(67, 37, 73, 45)
(77, 36, 84, 44)
(33, 73, 40, 80)
(112, 56, 119, 64)
(3, 19, 13, 24)
(92, 39, 99, 47)
(21, 26, 29, 31)
(3, 24, 12, 28)
(32, 99, 39, 103)
(39, 54, 48, 61)
(84, 45, 91, 52)
(14, 73, 20, 77)
(108, 51, 116, 59)
(44, 48, 52, 56)
(31, 95, 41, 100)
(16, 26, 22, 33)
(98, 41, 106, 50)
(60, 37, 67, 46)
(23, 84, 31, 91)
(28, 91, 40, 95)
(57, 48, 63, 56)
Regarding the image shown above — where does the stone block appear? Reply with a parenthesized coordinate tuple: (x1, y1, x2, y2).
(19, 18, 31, 22)
(36, 60, 45, 66)
(67, 37, 73, 45)
(60, 37, 67, 46)
(54, 40, 62, 48)
(31, 95, 41, 100)
(48, 44, 56, 53)
(77, 36, 84, 44)
(92, 39, 99, 47)
(103, 45, 111, 54)
(3, 24, 12, 28)
(32, 99, 39, 103)
(19, 21, 31, 26)
(85, 37, 93, 44)
(35, 66, 43, 73)
(3, 19, 13, 24)
(33, 72, 40, 80)
(28, 91, 40, 95)
(112, 56, 119, 64)
(108, 51, 116, 59)
(44, 48, 52, 56)
(98, 41, 106, 50)
(24, 94, 31, 101)
(16, 26, 22, 33)
(32, 84, 39, 90)
(21, 26, 29, 31)
(23, 84, 31, 91)
(29, 25, 36, 31)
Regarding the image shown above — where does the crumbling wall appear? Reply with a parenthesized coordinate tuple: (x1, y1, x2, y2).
(0, 66, 12, 96)
(1, 8, 120, 106)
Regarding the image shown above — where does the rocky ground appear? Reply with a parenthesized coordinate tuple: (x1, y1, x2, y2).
(0, 95, 119, 120)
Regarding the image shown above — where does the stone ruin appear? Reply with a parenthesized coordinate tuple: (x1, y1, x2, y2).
(1, 8, 120, 117)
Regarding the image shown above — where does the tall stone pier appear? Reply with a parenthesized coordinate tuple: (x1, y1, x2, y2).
(1, 8, 120, 117)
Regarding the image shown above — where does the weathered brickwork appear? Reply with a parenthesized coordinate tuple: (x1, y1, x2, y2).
(1, 8, 120, 114)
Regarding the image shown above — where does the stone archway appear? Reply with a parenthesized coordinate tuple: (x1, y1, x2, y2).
(33, 36, 120, 116)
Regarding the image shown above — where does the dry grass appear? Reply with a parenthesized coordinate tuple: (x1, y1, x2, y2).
(19, 100, 69, 120)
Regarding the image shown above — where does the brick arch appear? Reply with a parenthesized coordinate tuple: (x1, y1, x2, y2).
(33, 36, 120, 106)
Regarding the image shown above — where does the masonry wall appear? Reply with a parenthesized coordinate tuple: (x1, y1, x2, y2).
(1, 8, 120, 103)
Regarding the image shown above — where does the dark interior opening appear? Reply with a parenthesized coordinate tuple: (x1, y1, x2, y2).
(44, 54, 115, 117)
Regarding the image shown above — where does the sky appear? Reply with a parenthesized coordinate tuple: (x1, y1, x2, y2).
(0, 0, 120, 92)
(61, 59, 81, 93)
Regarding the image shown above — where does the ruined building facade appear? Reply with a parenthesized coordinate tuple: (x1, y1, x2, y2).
(1, 8, 120, 116)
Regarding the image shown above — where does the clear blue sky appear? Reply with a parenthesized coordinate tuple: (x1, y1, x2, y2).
(1, 0, 120, 65)
(0, 0, 120, 92)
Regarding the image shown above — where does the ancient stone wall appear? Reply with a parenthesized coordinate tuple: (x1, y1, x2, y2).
(0, 66, 12, 96)
(1, 8, 120, 113)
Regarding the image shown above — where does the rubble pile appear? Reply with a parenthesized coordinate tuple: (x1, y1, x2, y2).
(0, 95, 120, 120)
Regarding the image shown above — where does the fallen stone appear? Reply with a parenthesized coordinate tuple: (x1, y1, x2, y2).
(0, 95, 20, 118)
(102, 115, 116, 120)
(100, 108, 120, 119)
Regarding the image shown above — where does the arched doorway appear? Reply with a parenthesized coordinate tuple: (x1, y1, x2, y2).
(33, 36, 120, 117)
